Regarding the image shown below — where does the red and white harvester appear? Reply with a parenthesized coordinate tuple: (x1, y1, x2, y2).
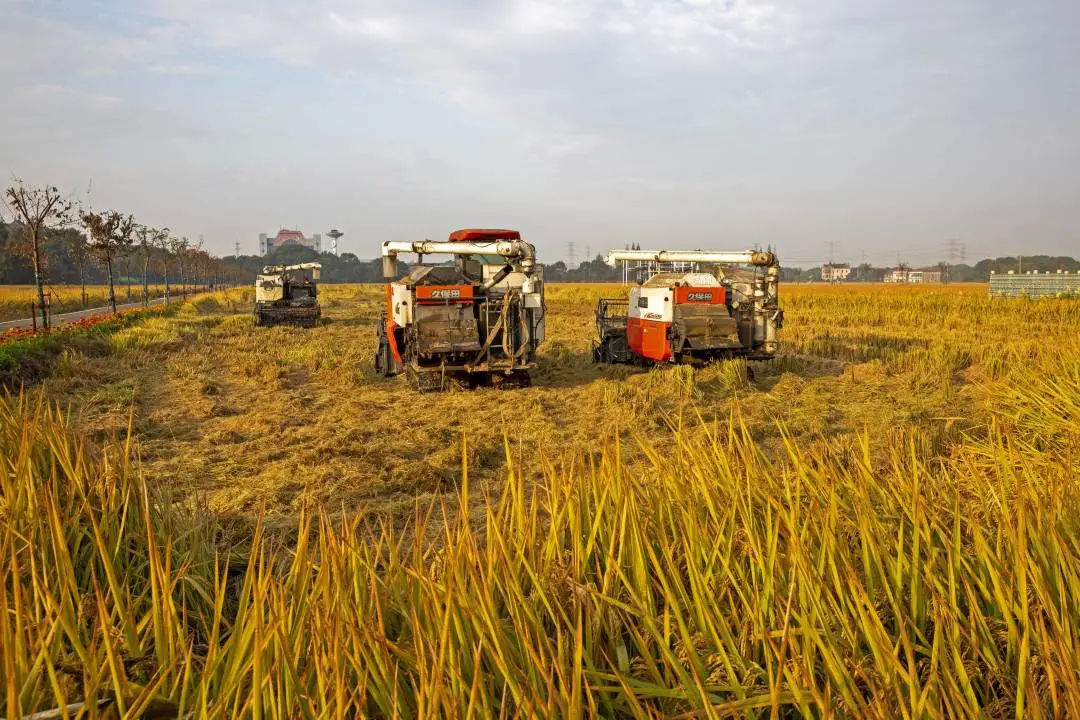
(593, 249, 782, 366)
(375, 229, 545, 390)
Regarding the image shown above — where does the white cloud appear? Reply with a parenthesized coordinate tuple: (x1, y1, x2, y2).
(2, 0, 1077, 258)
(508, 0, 593, 35)
(327, 11, 403, 41)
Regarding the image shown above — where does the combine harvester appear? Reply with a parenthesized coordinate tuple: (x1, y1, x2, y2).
(594, 249, 782, 367)
(375, 229, 545, 391)
(253, 262, 322, 327)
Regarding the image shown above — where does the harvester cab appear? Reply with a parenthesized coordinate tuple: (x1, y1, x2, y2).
(594, 249, 782, 366)
(253, 262, 322, 327)
(375, 229, 545, 391)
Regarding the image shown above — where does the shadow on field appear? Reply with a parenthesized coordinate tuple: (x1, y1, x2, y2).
(801, 332, 930, 363)
(533, 348, 626, 388)
(321, 314, 381, 328)
(533, 346, 857, 392)
(750, 353, 848, 391)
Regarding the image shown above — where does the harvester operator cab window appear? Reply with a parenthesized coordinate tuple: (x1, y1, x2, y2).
(638, 296, 648, 309)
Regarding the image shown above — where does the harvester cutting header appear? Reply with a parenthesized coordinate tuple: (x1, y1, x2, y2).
(594, 249, 782, 365)
(376, 229, 545, 390)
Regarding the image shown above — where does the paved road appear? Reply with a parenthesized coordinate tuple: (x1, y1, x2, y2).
(0, 293, 202, 331)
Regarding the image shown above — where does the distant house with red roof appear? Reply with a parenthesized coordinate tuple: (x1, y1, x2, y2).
(259, 229, 322, 256)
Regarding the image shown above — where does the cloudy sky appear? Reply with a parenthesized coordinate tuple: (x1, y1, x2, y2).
(2, 0, 1077, 265)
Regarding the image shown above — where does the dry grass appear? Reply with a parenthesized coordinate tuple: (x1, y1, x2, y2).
(2, 281, 1079, 716)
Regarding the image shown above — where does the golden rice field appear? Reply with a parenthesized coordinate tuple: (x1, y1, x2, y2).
(0, 283, 178, 321)
(2, 282, 1079, 717)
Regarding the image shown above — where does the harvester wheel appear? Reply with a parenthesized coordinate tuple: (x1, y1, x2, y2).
(375, 316, 402, 377)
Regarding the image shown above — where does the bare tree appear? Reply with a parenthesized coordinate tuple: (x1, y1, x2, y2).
(137, 225, 168, 306)
(189, 237, 205, 291)
(122, 246, 134, 300)
(82, 210, 135, 313)
(67, 231, 92, 307)
(157, 232, 174, 303)
(4, 181, 74, 328)
(169, 236, 190, 296)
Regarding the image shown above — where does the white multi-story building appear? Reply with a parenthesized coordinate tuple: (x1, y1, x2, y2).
(821, 263, 851, 282)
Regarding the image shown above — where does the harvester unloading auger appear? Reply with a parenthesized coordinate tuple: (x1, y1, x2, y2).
(593, 249, 782, 366)
(375, 229, 545, 391)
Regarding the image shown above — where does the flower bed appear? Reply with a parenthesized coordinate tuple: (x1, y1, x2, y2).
(0, 304, 170, 345)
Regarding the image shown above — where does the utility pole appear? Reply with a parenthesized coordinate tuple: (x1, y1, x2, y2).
(566, 241, 576, 271)
(944, 237, 959, 283)
(234, 240, 240, 257)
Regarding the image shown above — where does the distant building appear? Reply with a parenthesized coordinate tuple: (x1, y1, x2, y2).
(259, 229, 322, 256)
(990, 269, 1080, 297)
(884, 267, 941, 284)
(920, 269, 943, 284)
(821, 263, 851, 282)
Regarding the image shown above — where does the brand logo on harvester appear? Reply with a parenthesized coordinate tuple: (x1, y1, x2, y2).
(430, 288, 462, 299)
(686, 292, 713, 301)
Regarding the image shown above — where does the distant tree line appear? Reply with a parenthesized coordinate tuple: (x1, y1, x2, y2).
(782, 256, 1080, 283)
(224, 245, 1080, 285)
(223, 244, 402, 283)
(2, 180, 247, 325)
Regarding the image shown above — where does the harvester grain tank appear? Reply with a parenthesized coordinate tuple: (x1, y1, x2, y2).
(375, 229, 545, 390)
(594, 249, 782, 365)
(253, 262, 322, 327)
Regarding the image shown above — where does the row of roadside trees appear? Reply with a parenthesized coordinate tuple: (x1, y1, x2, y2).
(3, 180, 245, 329)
